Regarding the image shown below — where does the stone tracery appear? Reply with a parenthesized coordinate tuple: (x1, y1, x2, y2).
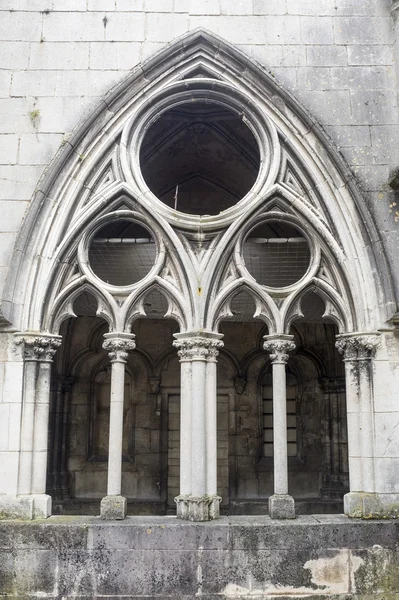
(1, 29, 395, 521)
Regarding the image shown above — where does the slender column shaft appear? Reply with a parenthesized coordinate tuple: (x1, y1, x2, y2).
(358, 351, 377, 493)
(263, 334, 296, 519)
(32, 361, 52, 494)
(100, 332, 135, 520)
(272, 361, 288, 495)
(206, 356, 217, 495)
(107, 360, 126, 496)
(180, 360, 192, 495)
(18, 359, 37, 495)
(344, 358, 362, 491)
(336, 334, 379, 496)
(191, 357, 207, 496)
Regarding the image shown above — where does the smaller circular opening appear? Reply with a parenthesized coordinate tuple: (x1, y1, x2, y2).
(88, 220, 156, 286)
(243, 222, 311, 288)
(139, 102, 260, 216)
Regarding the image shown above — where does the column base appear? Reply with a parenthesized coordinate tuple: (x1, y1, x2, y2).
(344, 492, 399, 519)
(175, 495, 222, 521)
(100, 495, 127, 520)
(268, 494, 295, 519)
(0, 494, 52, 520)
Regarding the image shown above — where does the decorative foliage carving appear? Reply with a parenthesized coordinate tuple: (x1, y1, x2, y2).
(15, 334, 62, 362)
(102, 334, 136, 363)
(263, 337, 296, 364)
(335, 335, 379, 361)
(173, 336, 224, 361)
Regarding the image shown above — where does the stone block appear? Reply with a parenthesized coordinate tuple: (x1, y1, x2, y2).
(116, 0, 144, 9)
(30, 42, 90, 70)
(145, 0, 173, 11)
(0, 98, 33, 133)
(268, 494, 296, 519)
(345, 492, 399, 518)
(300, 16, 334, 44)
(287, 0, 336, 15)
(332, 66, 394, 91)
(0, 404, 9, 451)
(42, 12, 105, 42)
(87, 0, 116, 9)
(297, 67, 331, 90)
(296, 90, 352, 125)
(18, 133, 64, 165)
(7, 404, 22, 451)
(89, 41, 141, 70)
(0, 72, 11, 98)
(334, 0, 391, 16)
(52, 0, 87, 10)
(11, 70, 57, 97)
(306, 44, 347, 66)
(220, 0, 252, 15)
(100, 495, 127, 520)
(189, 0, 220, 14)
(0, 42, 30, 70)
(105, 12, 146, 41)
(0, 12, 42, 42)
(348, 44, 393, 66)
(253, 0, 287, 15)
(334, 16, 393, 45)
(370, 125, 399, 165)
(0, 135, 19, 165)
(0, 203, 28, 234)
(175, 494, 221, 521)
(145, 12, 188, 42)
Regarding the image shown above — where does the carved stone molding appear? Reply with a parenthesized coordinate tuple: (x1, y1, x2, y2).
(15, 334, 62, 362)
(148, 376, 161, 395)
(102, 332, 136, 363)
(173, 333, 224, 361)
(263, 335, 296, 364)
(335, 334, 379, 362)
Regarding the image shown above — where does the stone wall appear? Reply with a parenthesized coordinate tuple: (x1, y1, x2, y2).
(1, 516, 399, 598)
(0, 0, 398, 304)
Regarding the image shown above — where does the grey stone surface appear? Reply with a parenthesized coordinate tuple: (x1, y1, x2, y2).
(0, 516, 399, 598)
(268, 494, 296, 519)
(100, 495, 127, 520)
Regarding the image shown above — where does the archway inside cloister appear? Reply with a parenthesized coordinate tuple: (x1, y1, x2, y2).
(2, 29, 395, 521)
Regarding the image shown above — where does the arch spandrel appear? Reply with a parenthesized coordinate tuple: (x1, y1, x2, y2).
(1, 28, 394, 336)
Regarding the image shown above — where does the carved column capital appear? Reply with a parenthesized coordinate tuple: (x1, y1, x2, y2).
(173, 332, 224, 362)
(102, 332, 136, 363)
(15, 333, 62, 362)
(335, 334, 379, 361)
(263, 335, 296, 364)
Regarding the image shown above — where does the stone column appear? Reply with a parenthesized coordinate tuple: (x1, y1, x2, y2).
(336, 334, 379, 518)
(17, 335, 62, 519)
(263, 334, 296, 519)
(100, 332, 135, 520)
(173, 332, 223, 521)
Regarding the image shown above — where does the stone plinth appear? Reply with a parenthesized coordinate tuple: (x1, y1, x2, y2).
(268, 494, 296, 519)
(100, 495, 127, 520)
(175, 494, 221, 521)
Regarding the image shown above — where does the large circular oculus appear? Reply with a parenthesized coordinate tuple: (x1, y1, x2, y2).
(243, 222, 311, 288)
(88, 220, 156, 287)
(139, 102, 260, 216)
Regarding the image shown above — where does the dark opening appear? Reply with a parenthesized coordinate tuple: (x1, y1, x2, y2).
(243, 222, 311, 288)
(140, 102, 260, 215)
(88, 220, 156, 286)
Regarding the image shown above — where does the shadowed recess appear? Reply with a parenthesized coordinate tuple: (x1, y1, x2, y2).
(89, 220, 156, 286)
(140, 102, 260, 215)
(243, 222, 311, 288)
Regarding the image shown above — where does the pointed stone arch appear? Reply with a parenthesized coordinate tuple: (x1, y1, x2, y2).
(1, 28, 394, 337)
